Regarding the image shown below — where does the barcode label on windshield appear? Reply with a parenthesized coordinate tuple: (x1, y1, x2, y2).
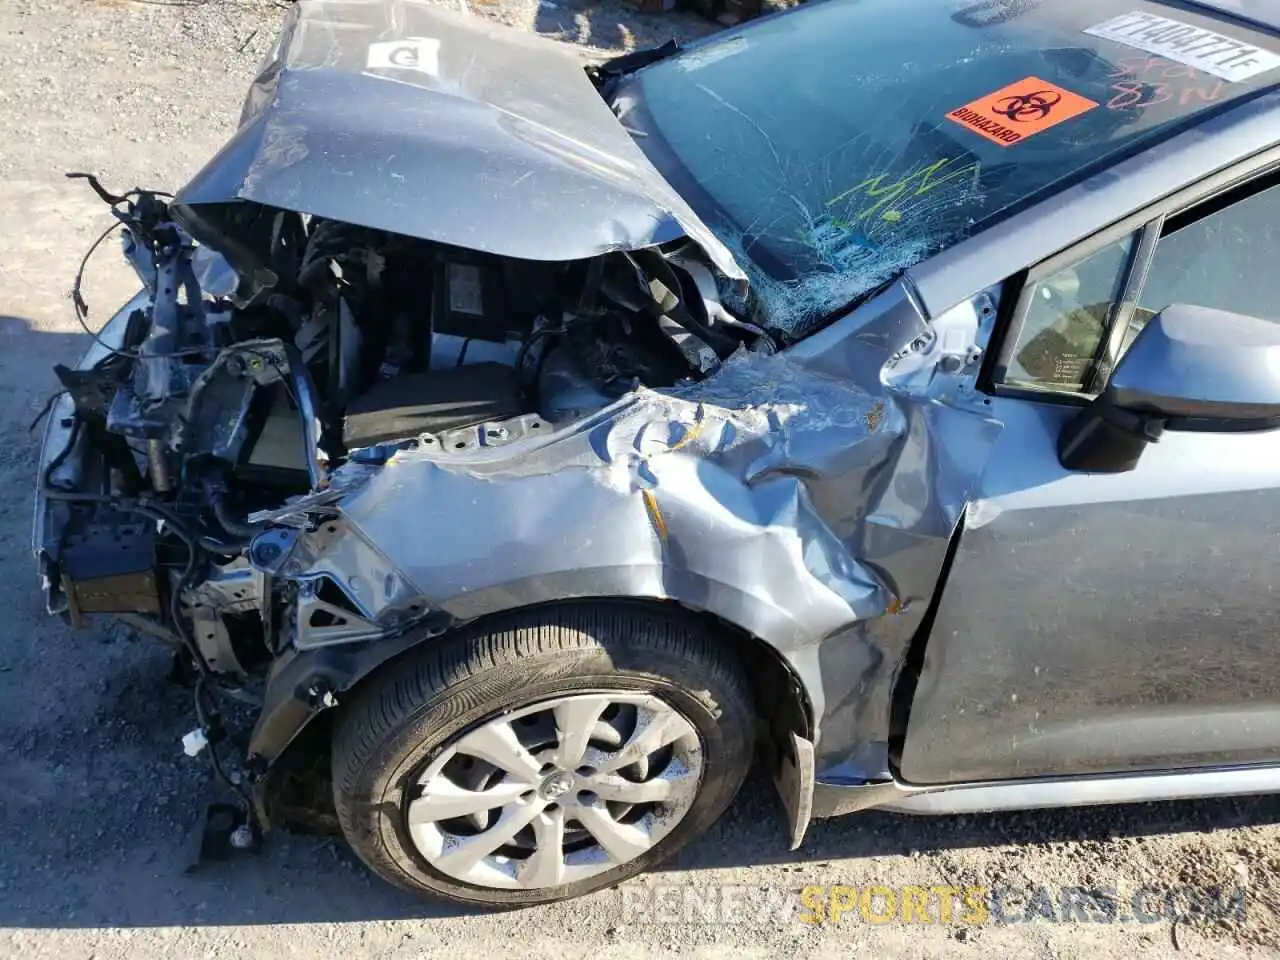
(1085, 11, 1280, 81)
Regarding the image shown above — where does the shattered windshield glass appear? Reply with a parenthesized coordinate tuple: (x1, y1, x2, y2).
(617, 0, 1280, 334)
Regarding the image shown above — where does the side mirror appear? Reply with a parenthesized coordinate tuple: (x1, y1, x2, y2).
(1058, 304, 1280, 473)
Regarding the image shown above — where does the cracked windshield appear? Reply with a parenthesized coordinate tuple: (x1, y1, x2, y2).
(622, 0, 1277, 334)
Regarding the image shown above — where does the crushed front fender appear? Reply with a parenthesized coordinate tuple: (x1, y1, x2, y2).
(248, 281, 1005, 781)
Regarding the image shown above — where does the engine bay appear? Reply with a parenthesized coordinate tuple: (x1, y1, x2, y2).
(38, 178, 766, 686)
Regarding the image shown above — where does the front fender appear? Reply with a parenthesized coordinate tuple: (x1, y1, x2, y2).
(246, 541, 839, 773)
(251, 322, 1004, 816)
(245, 361, 892, 787)
(258, 370, 897, 735)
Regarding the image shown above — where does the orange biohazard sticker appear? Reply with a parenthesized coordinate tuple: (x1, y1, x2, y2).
(946, 76, 1099, 147)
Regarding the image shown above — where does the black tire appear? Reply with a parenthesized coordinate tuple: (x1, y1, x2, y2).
(331, 601, 756, 907)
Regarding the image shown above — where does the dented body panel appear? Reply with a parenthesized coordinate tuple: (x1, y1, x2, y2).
(245, 281, 1003, 774)
(900, 391, 1280, 785)
(174, 0, 744, 281)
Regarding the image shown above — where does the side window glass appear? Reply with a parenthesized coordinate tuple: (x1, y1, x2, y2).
(1000, 234, 1136, 393)
(1136, 182, 1280, 328)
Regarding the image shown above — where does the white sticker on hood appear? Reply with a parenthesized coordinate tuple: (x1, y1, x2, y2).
(1085, 11, 1280, 81)
(366, 37, 441, 76)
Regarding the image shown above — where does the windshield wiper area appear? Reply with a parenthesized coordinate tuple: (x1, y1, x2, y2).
(587, 40, 682, 96)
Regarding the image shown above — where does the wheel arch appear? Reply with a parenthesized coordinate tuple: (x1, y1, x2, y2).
(250, 595, 816, 828)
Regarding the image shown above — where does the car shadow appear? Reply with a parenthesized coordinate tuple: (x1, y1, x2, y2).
(0, 313, 86, 378)
(0, 315, 85, 358)
(0, 315, 85, 423)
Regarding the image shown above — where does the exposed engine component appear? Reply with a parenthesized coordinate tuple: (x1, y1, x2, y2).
(343, 362, 521, 448)
(40, 176, 765, 680)
(32, 170, 766, 850)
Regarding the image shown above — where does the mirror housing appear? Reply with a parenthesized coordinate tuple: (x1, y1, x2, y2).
(1058, 304, 1280, 473)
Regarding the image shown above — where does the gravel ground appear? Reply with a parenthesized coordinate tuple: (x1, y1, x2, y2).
(2, 1, 1280, 958)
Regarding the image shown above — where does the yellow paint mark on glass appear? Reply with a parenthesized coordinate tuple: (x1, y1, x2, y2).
(827, 157, 981, 226)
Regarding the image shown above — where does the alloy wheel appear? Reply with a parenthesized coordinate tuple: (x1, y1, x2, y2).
(405, 692, 704, 889)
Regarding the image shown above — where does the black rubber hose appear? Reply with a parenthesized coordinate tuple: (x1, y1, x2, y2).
(42, 417, 83, 494)
(211, 494, 263, 541)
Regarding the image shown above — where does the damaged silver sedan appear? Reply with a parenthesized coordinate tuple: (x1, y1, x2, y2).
(33, 0, 1280, 904)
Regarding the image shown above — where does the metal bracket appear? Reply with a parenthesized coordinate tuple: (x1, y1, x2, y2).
(294, 577, 383, 646)
(182, 558, 266, 675)
(426, 412, 550, 454)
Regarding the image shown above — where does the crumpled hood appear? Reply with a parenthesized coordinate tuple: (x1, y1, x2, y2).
(173, 0, 744, 280)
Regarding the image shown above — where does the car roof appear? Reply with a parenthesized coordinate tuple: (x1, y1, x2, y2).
(1185, 0, 1280, 33)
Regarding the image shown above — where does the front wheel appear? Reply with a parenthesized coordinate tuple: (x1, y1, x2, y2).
(331, 603, 756, 906)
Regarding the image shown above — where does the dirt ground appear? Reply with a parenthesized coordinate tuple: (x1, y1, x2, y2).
(1, 1, 1279, 958)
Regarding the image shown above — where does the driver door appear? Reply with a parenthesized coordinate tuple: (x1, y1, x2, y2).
(899, 167, 1280, 785)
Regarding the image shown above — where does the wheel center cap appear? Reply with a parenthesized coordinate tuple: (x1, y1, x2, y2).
(538, 772, 573, 801)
